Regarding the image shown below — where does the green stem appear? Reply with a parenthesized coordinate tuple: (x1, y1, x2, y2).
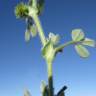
(32, 0, 37, 8)
(32, 13, 46, 46)
(47, 62, 54, 96)
(55, 40, 78, 53)
(29, 1, 53, 95)
(28, 0, 46, 46)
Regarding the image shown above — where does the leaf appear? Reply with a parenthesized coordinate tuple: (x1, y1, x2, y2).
(27, 17, 34, 27)
(37, 0, 45, 15)
(42, 41, 55, 63)
(72, 29, 85, 41)
(58, 92, 64, 96)
(30, 24, 37, 37)
(15, 2, 29, 19)
(41, 81, 49, 96)
(82, 38, 96, 47)
(49, 32, 60, 45)
(75, 45, 90, 58)
(41, 81, 46, 93)
(28, 0, 33, 6)
(25, 30, 30, 42)
(24, 89, 31, 96)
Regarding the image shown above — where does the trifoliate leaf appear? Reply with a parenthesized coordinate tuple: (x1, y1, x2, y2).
(30, 24, 37, 37)
(42, 41, 55, 63)
(25, 30, 30, 42)
(72, 29, 85, 41)
(75, 44, 90, 58)
(49, 32, 60, 45)
(24, 89, 31, 96)
(15, 2, 29, 19)
(82, 38, 96, 47)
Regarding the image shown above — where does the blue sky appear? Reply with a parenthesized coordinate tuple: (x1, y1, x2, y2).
(0, 0, 96, 96)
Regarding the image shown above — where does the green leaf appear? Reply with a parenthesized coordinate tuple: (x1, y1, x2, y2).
(75, 45, 90, 58)
(41, 81, 46, 93)
(30, 24, 37, 37)
(37, 0, 45, 15)
(82, 38, 96, 47)
(24, 89, 31, 96)
(42, 41, 55, 63)
(72, 29, 85, 41)
(49, 32, 60, 45)
(28, 0, 33, 6)
(41, 81, 49, 96)
(25, 30, 30, 42)
(58, 92, 64, 96)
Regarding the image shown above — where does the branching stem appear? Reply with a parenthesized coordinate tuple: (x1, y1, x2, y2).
(30, 1, 54, 95)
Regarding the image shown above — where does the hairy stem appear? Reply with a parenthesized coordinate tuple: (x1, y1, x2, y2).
(47, 62, 54, 96)
(32, 0, 37, 8)
(32, 13, 46, 46)
(55, 41, 78, 53)
(30, 1, 54, 95)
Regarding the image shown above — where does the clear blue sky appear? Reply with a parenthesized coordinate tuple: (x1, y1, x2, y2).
(0, 0, 96, 96)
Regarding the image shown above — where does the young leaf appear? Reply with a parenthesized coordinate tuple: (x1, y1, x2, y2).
(49, 32, 60, 45)
(24, 89, 31, 96)
(15, 2, 29, 19)
(40, 81, 49, 96)
(28, 0, 33, 6)
(58, 92, 64, 96)
(72, 29, 85, 41)
(37, 0, 45, 15)
(25, 30, 31, 42)
(26, 17, 34, 27)
(30, 24, 37, 37)
(82, 38, 96, 47)
(41, 81, 46, 93)
(75, 44, 90, 58)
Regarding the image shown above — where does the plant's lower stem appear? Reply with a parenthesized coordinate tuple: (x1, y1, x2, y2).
(47, 62, 54, 96)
